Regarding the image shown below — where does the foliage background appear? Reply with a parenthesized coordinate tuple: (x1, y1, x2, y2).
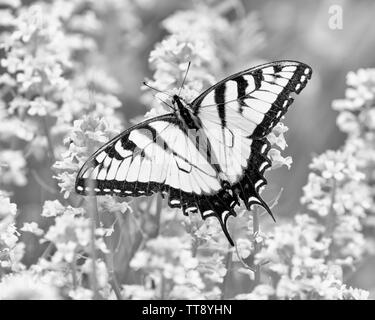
(0, 0, 375, 299)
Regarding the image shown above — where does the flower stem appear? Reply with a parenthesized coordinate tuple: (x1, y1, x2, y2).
(87, 190, 100, 299)
(252, 207, 261, 288)
(220, 245, 233, 299)
(71, 250, 78, 290)
(106, 253, 123, 300)
(42, 116, 56, 164)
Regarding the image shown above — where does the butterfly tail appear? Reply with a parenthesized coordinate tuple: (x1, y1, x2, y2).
(232, 138, 275, 220)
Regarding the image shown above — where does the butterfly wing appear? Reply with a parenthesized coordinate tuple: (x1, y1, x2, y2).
(75, 113, 240, 243)
(191, 60, 312, 217)
(76, 61, 312, 245)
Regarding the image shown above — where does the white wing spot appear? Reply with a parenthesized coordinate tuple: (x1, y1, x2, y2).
(243, 75, 256, 92)
(225, 80, 239, 100)
(255, 180, 263, 189)
(283, 66, 297, 72)
(248, 196, 260, 204)
(83, 167, 93, 179)
(262, 67, 275, 74)
(202, 210, 214, 218)
(115, 140, 132, 158)
(259, 162, 268, 172)
(221, 210, 230, 222)
(96, 152, 106, 163)
(259, 185, 266, 193)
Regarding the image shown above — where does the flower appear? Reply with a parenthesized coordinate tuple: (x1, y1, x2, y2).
(41, 200, 66, 218)
(0, 272, 60, 300)
(0, 150, 27, 186)
(0, 192, 17, 218)
(20, 222, 44, 236)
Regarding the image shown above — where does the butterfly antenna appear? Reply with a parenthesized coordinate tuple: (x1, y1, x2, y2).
(156, 96, 175, 112)
(142, 82, 173, 98)
(178, 61, 191, 97)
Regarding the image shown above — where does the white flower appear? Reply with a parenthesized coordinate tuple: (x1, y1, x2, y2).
(0, 272, 60, 300)
(42, 200, 66, 217)
(20, 222, 44, 236)
(0, 150, 27, 186)
(68, 288, 93, 300)
(122, 285, 155, 300)
(268, 148, 293, 169)
(0, 193, 17, 218)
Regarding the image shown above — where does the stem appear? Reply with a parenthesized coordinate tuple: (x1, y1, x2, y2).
(31, 170, 57, 194)
(103, 222, 123, 300)
(87, 191, 100, 299)
(252, 207, 261, 288)
(326, 178, 337, 236)
(105, 253, 123, 300)
(191, 236, 199, 258)
(234, 243, 255, 272)
(42, 116, 56, 164)
(71, 250, 78, 290)
(148, 194, 163, 238)
(220, 245, 233, 300)
(40, 242, 54, 259)
(160, 273, 166, 300)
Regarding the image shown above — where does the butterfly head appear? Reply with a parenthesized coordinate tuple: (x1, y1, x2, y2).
(172, 94, 182, 104)
(172, 94, 200, 129)
(172, 94, 187, 111)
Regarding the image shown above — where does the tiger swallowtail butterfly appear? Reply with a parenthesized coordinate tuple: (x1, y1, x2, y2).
(75, 60, 312, 245)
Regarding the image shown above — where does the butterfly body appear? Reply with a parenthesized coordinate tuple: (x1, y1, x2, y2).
(75, 61, 312, 245)
(172, 95, 201, 130)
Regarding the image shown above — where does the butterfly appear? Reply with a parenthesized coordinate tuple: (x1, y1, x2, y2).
(75, 60, 312, 245)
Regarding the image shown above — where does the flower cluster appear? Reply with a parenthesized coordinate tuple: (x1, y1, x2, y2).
(0, 192, 24, 273)
(332, 68, 375, 235)
(0, 0, 136, 299)
(239, 68, 375, 300)
(129, 235, 223, 299)
(245, 215, 368, 300)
